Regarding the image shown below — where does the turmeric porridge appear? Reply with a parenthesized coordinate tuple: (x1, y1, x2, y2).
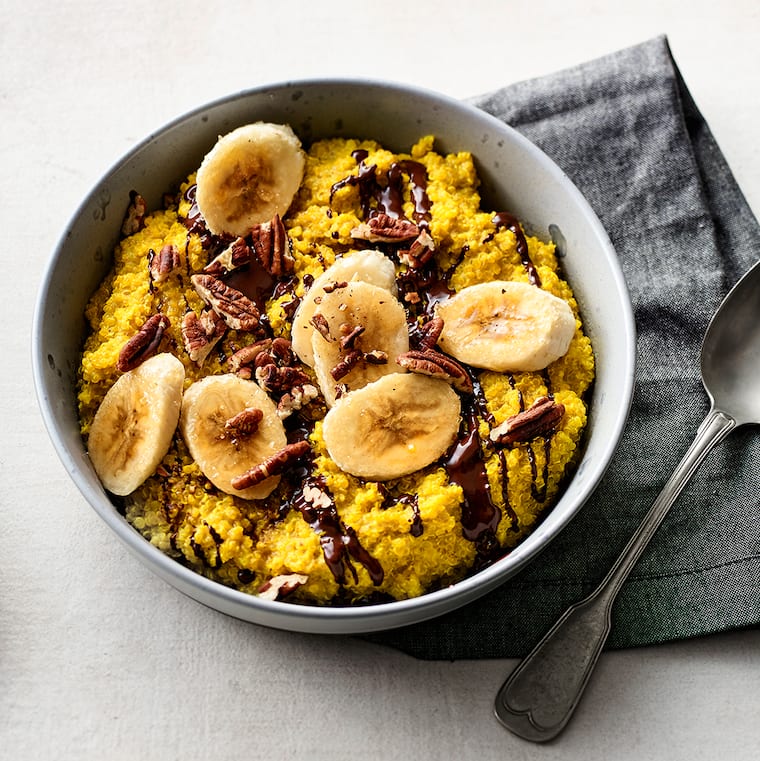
(77, 122, 594, 605)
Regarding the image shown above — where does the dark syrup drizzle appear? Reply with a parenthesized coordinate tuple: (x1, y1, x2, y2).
(492, 211, 541, 287)
(330, 150, 432, 228)
(171, 153, 558, 590)
(291, 476, 384, 587)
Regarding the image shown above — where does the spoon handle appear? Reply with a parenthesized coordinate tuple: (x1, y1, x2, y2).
(494, 408, 736, 742)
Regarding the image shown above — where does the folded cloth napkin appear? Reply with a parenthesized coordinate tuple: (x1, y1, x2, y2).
(366, 35, 760, 660)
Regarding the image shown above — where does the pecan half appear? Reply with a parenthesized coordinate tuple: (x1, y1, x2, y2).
(227, 339, 273, 374)
(231, 440, 311, 490)
(350, 213, 420, 243)
(397, 349, 473, 393)
(270, 337, 295, 365)
(182, 308, 226, 365)
(250, 214, 294, 276)
(117, 314, 170, 372)
(257, 573, 309, 601)
(203, 237, 251, 277)
(255, 363, 311, 396)
(149, 243, 181, 283)
(121, 190, 147, 237)
(191, 273, 260, 332)
(398, 229, 436, 268)
(224, 407, 264, 438)
(416, 316, 444, 351)
(490, 396, 565, 446)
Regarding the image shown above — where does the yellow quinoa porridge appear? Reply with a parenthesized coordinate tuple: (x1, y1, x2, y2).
(77, 123, 594, 606)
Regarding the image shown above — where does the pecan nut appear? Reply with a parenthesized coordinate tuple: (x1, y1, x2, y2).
(191, 273, 260, 332)
(362, 349, 388, 364)
(270, 337, 295, 365)
(310, 313, 331, 340)
(118, 314, 170, 372)
(397, 349, 473, 393)
(121, 190, 147, 237)
(350, 213, 420, 243)
(149, 243, 182, 283)
(182, 308, 226, 365)
(489, 396, 565, 446)
(415, 316, 444, 351)
(227, 339, 273, 374)
(330, 348, 363, 381)
(277, 383, 319, 420)
(224, 407, 264, 438)
(339, 324, 365, 350)
(203, 237, 251, 277)
(255, 363, 311, 395)
(250, 214, 294, 276)
(231, 440, 311, 490)
(398, 229, 435, 269)
(257, 573, 309, 601)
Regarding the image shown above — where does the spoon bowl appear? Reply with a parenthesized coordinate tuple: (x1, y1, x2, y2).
(701, 261, 760, 425)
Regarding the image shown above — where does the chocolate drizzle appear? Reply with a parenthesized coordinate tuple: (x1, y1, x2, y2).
(181, 183, 219, 251)
(496, 449, 520, 531)
(527, 370, 555, 503)
(330, 150, 432, 228)
(292, 476, 384, 587)
(492, 211, 540, 286)
(445, 407, 501, 547)
(399, 494, 423, 537)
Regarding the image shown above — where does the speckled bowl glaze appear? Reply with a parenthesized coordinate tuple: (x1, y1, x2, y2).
(32, 80, 635, 634)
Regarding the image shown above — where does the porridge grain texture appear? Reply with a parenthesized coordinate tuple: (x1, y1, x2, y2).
(78, 135, 594, 605)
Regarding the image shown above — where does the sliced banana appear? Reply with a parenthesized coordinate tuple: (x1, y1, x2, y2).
(436, 281, 576, 372)
(310, 280, 409, 407)
(322, 374, 461, 481)
(195, 122, 306, 238)
(291, 249, 397, 367)
(87, 353, 185, 496)
(179, 374, 287, 500)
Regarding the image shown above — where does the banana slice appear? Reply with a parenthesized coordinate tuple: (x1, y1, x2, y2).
(310, 280, 409, 407)
(291, 249, 397, 367)
(179, 374, 287, 500)
(322, 374, 461, 481)
(195, 122, 306, 237)
(436, 281, 576, 372)
(87, 353, 185, 496)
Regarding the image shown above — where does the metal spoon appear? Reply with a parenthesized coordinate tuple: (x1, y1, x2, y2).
(494, 258, 760, 742)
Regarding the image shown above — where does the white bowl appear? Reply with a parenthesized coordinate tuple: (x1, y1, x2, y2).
(32, 79, 635, 634)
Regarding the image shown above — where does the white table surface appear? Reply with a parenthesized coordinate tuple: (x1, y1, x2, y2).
(5, 1, 759, 759)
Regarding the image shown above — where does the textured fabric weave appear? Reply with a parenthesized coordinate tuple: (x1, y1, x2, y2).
(366, 36, 760, 660)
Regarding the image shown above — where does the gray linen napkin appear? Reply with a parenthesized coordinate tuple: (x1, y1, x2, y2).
(366, 35, 760, 660)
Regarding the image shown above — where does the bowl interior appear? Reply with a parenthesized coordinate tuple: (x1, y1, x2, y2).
(33, 79, 635, 634)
